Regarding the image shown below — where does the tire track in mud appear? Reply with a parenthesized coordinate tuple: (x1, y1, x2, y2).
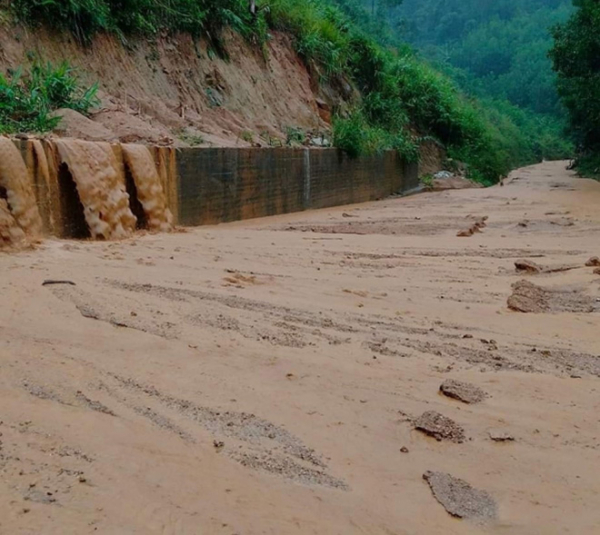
(0, 417, 95, 510)
(14, 356, 349, 489)
(102, 373, 349, 489)
(106, 279, 357, 349)
(45, 277, 600, 397)
(101, 279, 600, 377)
(324, 248, 587, 260)
(48, 285, 180, 340)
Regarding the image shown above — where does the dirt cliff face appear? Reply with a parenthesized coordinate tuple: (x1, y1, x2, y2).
(0, 25, 340, 147)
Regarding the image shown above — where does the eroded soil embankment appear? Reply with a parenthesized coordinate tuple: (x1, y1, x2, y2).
(0, 24, 335, 148)
(0, 161, 599, 534)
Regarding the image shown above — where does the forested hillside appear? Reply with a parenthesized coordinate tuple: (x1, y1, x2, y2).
(394, 0, 572, 116)
(339, 0, 574, 164)
(551, 0, 600, 177)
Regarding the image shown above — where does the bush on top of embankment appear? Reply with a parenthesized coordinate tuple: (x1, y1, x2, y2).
(0, 61, 98, 134)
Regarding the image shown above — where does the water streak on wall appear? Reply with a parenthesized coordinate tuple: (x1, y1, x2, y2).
(152, 146, 179, 224)
(54, 139, 137, 240)
(122, 144, 173, 232)
(0, 199, 26, 248)
(0, 137, 43, 240)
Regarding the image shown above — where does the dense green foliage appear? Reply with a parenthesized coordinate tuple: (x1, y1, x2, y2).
(5, 0, 575, 182)
(0, 62, 99, 133)
(11, 0, 261, 49)
(341, 0, 574, 164)
(266, 0, 523, 180)
(550, 0, 600, 173)
(394, 0, 572, 115)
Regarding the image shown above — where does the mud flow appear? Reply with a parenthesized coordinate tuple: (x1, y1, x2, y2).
(0, 138, 174, 248)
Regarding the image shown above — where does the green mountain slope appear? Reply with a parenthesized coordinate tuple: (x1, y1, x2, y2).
(394, 0, 573, 116)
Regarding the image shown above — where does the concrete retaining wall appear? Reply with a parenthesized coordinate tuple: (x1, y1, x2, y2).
(10, 141, 428, 238)
(176, 148, 419, 227)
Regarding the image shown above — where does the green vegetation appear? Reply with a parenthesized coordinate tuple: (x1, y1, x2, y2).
(0, 61, 98, 134)
(393, 0, 572, 115)
(338, 0, 574, 167)
(11, 0, 261, 47)
(267, 1, 519, 181)
(176, 129, 205, 146)
(239, 130, 254, 143)
(420, 173, 434, 191)
(285, 126, 306, 146)
(550, 0, 600, 177)
(4, 0, 576, 182)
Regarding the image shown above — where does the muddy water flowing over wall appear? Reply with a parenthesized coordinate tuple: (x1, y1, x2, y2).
(2, 139, 424, 245)
(122, 144, 173, 232)
(28, 139, 54, 232)
(0, 138, 43, 243)
(54, 140, 137, 240)
(0, 199, 26, 248)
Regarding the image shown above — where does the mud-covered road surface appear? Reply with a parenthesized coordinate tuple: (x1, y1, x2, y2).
(1, 161, 599, 534)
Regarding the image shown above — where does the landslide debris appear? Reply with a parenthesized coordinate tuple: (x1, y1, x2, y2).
(415, 411, 466, 443)
(439, 380, 487, 404)
(507, 280, 598, 313)
(423, 471, 497, 522)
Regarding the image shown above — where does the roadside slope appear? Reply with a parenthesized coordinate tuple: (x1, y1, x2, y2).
(0, 24, 337, 146)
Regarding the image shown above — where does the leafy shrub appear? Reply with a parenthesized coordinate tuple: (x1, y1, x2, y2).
(575, 153, 600, 181)
(420, 174, 434, 190)
(0, 62, 99, 134)
(12, 0, 260, 47)
(239, 130, 254, 143)
(285, 126, 306, 146)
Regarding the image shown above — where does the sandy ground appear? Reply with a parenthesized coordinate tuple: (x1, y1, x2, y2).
(1, 161, 599, 534)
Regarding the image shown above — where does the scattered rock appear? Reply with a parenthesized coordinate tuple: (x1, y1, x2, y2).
(423, 471, 497, 522)
(457, 217, 487, 237)
(508, 280, 598, 313)
(42, 280, 77, 286)
(585, 257, 600, 267)
(457, 228, 475, 237)
(518, 220, 529, 228)
(462, 334, 474, 339)
(440, 380, 487, 404)
(489, 430, 515, 442)
(400, 447, 409, 454)
(431, 174, 482, 191)
(415, 411, 466, 443)
(594, 268, 600, 276)
(515, 260, 542, 274)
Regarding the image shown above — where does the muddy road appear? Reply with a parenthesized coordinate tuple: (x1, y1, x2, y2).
(1, 161, 599, 534)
